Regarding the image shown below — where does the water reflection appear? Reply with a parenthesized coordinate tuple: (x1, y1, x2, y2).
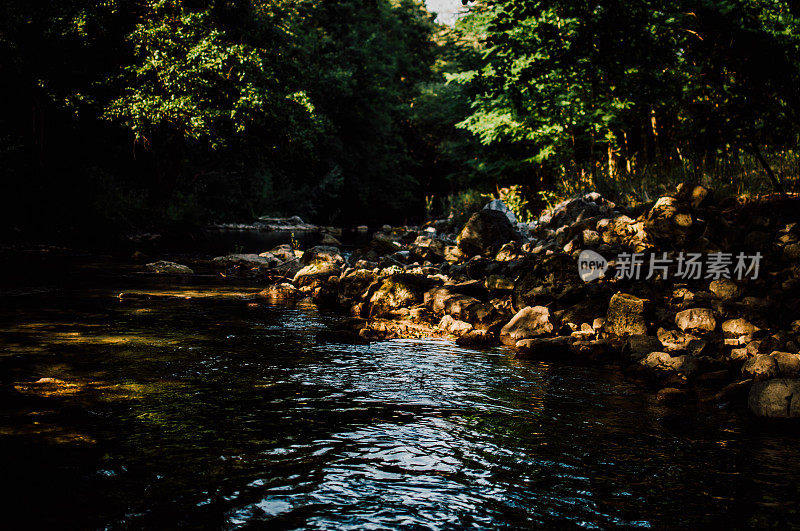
(1, 266, 800, 528)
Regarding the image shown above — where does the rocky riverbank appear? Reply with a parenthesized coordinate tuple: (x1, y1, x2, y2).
(150, 184, 800, 420)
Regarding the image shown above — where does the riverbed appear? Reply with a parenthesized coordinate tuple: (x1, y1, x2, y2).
(1, 254, 799, 528)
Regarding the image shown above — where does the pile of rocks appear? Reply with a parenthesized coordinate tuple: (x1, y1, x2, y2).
(153, 184, 800, 419)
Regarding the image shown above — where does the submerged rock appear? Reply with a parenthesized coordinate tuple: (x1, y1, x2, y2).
(258, 283, 298, 301)
(515, 336, 573, 359)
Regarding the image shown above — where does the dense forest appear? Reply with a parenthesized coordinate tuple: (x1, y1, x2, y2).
(1, 0, 799, 237)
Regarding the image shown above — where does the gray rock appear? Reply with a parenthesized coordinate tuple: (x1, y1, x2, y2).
(483, 198, 517, 224)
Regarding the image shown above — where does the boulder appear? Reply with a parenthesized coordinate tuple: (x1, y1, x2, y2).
(425, 287, 481, 316)
(600, 215, 637, 246)
(784, 243, 800, 261)
(709, 279, 742, 301)
(457, 209, 521, 257)
(644, 196, 695, 246)
(582, 229, 601, 247)
(339, 269, 378, 304)
(267, 244, 296, 262)
(604, 292, 650, 337)
(513, 253, 585, 309)
(569, 339, 614, 362)
(721, 318, 759, 338)
(293, 262, 341, 288)
(675, 308, 716, 333)
(685, 338, 712, 357)
(771, 351, 800, 378)
(741, 354, 780, 381)
(301, 246, 344, 267)
(456, 330, 498, 348)
(410, 235, 447, 262)
(353, 237, 403, 262)
(656, 327, 697, 352)
(258, 283, 298, 301)
(496, 241, 526, 261)
(625, 335, 664, 361)
(146, 261, 193, 275)
(273, 258, 303, 279)
(640, 351, 700, 377)
(499, 306, 555, 345)
(368, 274, 436, 317)
(319, 233, 342, 246)
(674, 182, 711, 208)
(483, 198, 517, 224)
(748, 379, 800, 418)
(439, 315, 473, 336)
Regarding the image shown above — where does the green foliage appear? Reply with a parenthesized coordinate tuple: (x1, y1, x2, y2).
(0, 0, 441, 234)
(453, 0, 800, 195)
(499, 185, 532, 223)
(3, 0, 800, 239)
(446, 188, 493, 227)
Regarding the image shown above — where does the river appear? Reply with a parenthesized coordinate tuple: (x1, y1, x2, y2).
(1, 253, 799, 528)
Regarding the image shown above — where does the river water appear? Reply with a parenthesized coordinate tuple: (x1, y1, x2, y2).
(1, 254, 800, 528)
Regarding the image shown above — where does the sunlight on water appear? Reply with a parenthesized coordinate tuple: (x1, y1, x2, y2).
(1, 264, 800, 528)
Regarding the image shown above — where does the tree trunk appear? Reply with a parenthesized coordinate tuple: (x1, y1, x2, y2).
(753, 145, 787, 198)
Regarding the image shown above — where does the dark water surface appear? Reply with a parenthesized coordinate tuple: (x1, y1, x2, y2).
(2, 255, 800, 529)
